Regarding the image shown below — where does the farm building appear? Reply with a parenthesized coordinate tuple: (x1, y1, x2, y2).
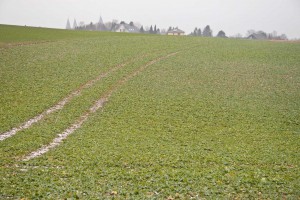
(167, 27, 185, 36)
(247, 32, 268, 40)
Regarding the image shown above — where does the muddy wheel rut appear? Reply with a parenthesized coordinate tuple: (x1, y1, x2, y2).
(22, 51, 179, 161)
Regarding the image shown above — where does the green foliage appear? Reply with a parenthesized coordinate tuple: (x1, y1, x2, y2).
(0, 24, 140, 47)
(0, 25, 300, 199)
(203, 25, 212, 37)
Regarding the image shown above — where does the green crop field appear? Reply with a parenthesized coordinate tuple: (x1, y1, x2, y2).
(0, 24, 299, 199)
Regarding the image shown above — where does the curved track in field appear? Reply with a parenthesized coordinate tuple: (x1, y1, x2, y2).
(22, 51, 179, 161)
(0, 52, 151, 141)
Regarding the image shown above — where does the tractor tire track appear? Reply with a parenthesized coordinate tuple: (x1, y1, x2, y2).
(0, 52, 152, 141)
(22, 51, 179, 161)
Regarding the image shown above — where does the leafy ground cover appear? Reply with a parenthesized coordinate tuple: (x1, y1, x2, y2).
(0, 24, 112, 45)
(0, 25, 299, 199)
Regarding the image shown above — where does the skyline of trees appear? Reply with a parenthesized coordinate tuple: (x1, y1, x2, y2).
(66, 17, 289, 40)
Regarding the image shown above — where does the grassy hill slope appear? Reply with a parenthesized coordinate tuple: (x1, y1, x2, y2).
(0, 25, 299, 199)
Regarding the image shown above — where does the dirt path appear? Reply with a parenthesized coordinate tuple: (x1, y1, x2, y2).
(0, 53, 150, 141)
(22, 51, 179, 161)
(22, 98, 108, 161)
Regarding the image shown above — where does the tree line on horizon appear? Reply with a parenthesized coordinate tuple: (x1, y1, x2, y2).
(66, 18, 289, 40)
(189, 25, 288, 40)
(190, 25, 226, 38)
(67, 18, 164, 34)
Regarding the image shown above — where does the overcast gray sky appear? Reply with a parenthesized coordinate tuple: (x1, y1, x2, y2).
(0, 0, 300, 38)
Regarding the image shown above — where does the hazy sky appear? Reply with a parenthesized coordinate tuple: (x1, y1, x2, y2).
(0, 0, 300, 38)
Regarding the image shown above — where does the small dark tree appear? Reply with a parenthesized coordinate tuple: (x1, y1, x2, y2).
(154, 25, 157, 34)
(89, 22, 96, 31)
(157, 28, 160, 34)
(73, 19, 77, 29)
(217, 30, 226, 38)
(150, 25, 154, 34)
(140, 26, 145, 33)
(129, 21, 134, 26)
(194, 27, 198, 36)
(197, 28, 202, 36)
(203, 25, 212, 37)
(168, 26, 172, 32)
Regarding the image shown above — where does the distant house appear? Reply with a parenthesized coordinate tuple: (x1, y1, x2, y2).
(247, 32, 268, 40)
(167, 28, 185, 36)
(113, 22, 140, 33)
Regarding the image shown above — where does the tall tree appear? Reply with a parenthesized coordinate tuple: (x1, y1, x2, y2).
(197, 28, 202, 36)
(66, 19, 71, 30)
(99, 16, 104, 24)
(203, 25, 212, 37)
(194, 27, 198, 36)
(140, 26, 145, 33)
(154, 25, 157, 34)
(73, 19, 77, 29)
(150, 25, 154, 34)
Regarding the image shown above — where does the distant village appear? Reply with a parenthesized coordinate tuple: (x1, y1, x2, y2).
(66, 16, 288, 40)
(66, 16, 185, 36)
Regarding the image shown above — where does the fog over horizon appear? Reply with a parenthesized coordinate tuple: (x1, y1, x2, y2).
(0, 0, 300, 38)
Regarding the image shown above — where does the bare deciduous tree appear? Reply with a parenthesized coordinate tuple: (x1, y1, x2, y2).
(246, 29, 255, 37)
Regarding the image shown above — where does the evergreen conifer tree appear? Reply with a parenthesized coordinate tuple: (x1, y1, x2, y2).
(140, 26, 145, 33)
(73, 19, 77, 29)
(66, 19, 71, 29)
(197, 28, 202, 36)
(150, 25, 154, 34)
